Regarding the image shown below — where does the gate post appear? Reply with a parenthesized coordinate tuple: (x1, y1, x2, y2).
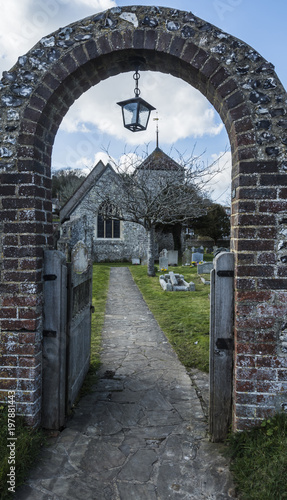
(209, 252, 235, 442)
(42, 250, 67, 429)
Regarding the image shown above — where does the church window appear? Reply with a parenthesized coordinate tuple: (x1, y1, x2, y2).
(97, 202, 121, 239)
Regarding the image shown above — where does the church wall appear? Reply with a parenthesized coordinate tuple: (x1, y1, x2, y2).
(67, 167, 148, 262)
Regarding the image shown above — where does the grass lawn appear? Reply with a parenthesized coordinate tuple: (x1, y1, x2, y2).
(227, 413, 287, 500)
(130, 263, 210, 372)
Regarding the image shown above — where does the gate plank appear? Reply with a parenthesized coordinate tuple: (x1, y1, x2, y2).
(209, 252, 234, 442)
(42, 250, 67, 429)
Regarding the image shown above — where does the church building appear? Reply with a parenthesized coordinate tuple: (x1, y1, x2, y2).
(58, 148, 184, 262)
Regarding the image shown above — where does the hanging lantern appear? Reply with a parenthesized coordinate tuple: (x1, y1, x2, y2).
(117, 69, 156, 132)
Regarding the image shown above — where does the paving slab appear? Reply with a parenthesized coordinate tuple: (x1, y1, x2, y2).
(15, 267, 236, 500)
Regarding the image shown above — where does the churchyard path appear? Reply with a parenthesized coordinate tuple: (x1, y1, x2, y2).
(15, 267, 235, 499)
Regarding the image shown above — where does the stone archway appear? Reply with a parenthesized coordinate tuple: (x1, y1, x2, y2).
(1, 5, 287, 429)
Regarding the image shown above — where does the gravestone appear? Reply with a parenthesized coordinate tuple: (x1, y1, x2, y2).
(159, 272, 195, 291)
(182, 249, 192, 266)
(167, 250, 178, 266)
(197, 262, 214, 274)
(213, 247, 229, 258)
(159, 256, 169, 271)
(159, 249, 168, 257)
(132, 258, 140, 265)
(71, 241, 89, 274)
(169, 271, 178, 286)
(192, 252, 204, 263)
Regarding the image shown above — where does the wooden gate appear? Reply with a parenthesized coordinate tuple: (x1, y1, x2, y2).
(209, 252, 235, 442)
(42, 249, 93, 429)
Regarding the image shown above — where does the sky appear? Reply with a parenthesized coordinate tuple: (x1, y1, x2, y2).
(1, 0, 287, 204)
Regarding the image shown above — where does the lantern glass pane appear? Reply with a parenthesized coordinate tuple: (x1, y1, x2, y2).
(138, 104, 150, 128)
(123, 102, 138, 126)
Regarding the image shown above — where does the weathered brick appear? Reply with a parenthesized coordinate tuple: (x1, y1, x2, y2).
(181, 40, 198, 64)
(237, 265, 274, 278)
(237, 240, 274, 252)
(236, 278, 256, 290)
(170, 36, 186, 57)
(259, 201, 287, 212)
(232, 200, 257, 213)
(258, 253, 276, 265)
(279, 188, 287, 199)
(218, 78, 238, 98)
(192, 48, 209, 69)
(235, 355, 256, 368)
(133, 29, 145, 50)
(210, 66, 230, 89)
(235, 379, 257, 393)
(236, 253, 255, 264)
(237, 342, 276, 356)
(261, 174, 287, 186)
(238, 187, 277, 200)
(0, 356, 18, 367)
(55, 57, 77, 79)
(278, 370, 287, 381)
(233, 227, 256, 239)
(258, 278, 287, 290)
(238, 213, 276, 225)
(144, 29, 157, 50)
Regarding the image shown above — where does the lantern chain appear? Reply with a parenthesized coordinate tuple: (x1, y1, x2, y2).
(133, 70, 141, 97)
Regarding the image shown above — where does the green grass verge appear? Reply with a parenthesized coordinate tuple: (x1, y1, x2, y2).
(130, 262, 210, 372)
(0, 406, 45, 500)
(79, 264, 111, 396)
(227, 413, 287, 500)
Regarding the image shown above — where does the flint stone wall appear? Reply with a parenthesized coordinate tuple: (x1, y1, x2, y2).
(66, 166, 148, 262)
(0, 5, 287, 429)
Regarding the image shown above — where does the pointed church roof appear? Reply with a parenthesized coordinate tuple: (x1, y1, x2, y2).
(136, 147, 184, 172)
(60, 161, 118, 223)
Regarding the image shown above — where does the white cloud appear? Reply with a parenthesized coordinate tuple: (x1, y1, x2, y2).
(59, 72, 224, 146)
(0, 0, 115, 75)
(206, 151, 232, 204)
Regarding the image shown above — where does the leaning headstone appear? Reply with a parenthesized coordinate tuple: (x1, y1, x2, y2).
(159, 256, 169, 271)
(167, 250, 178, 266)
(192, 252, 204, 263)
(197, 262, 214, 274)
(169, 271, 178, 286)
(71, 241, 89, 273)
(182, 249, 192, 266)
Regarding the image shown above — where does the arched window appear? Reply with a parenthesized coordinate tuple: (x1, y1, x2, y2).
(97, 202, 121, 239)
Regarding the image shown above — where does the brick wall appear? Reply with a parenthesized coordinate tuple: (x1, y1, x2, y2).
(0, 5, 286, 429)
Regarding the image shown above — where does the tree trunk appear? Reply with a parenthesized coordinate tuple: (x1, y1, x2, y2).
(147, 226, 156, 277)
(172, 223, 182, 257)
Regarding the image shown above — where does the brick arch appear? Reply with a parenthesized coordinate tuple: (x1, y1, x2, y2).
(1, 6, 287, 428)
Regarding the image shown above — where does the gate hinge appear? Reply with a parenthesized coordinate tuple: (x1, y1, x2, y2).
(216, 338, 233, 350)
(43, 274, 57, 281)
(217, 270, 234, 278)
(43, 330, 57, 337)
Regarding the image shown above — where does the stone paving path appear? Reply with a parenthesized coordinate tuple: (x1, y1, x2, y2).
(16, 267, 235, 499)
